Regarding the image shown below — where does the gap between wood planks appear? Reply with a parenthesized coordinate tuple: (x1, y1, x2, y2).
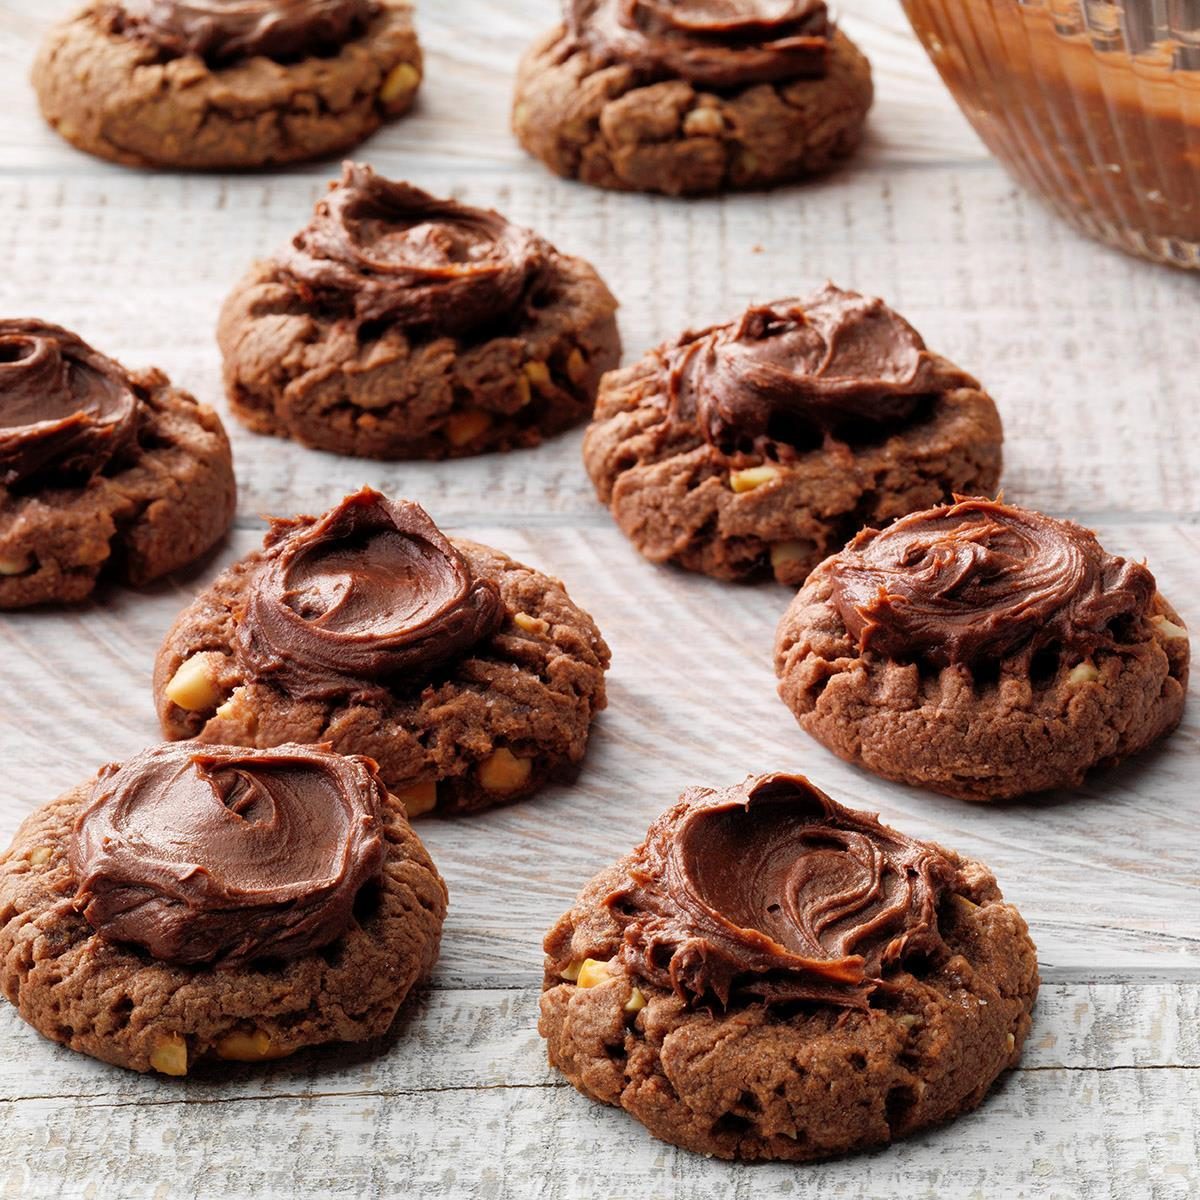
(228, 509, 1200, 533)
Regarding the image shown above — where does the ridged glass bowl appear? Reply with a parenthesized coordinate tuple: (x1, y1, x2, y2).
(901, 0, 1200, 268)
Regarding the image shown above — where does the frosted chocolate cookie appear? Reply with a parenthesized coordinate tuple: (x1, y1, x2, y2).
(776, 498, 1190, 800)
(583, 285, 1003, 584)
(218, 163, 621, 459)
(154, 488, 611, 814)
(540, 773, 1039, 1160)
(512, 0, 873, 196)
(33, 1, 422, 170)
(0, 319, 235, 608)
(0, 741, 447, 1075)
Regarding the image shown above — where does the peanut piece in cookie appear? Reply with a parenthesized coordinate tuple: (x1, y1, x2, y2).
(150, 1034, 188, 1077)
(165, 653, 225, 712)
(730, 465, 780, 493)
(216, 1030, 290, 1062)
(445, 409, 493, 447)
(478, 748, 532, 793)
(395, 780, 438, 818)
(380, 63, 420, 111)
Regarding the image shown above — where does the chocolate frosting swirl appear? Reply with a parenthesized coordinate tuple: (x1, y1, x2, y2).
(69, 742, 386, 967)
(105, 1, 375, 66)
(0, 320, 139, 489)
(668, 285, 967, 460)
(607, 774, 955, 1008)
(829, 498, 1157, 668)
(568, 0, 829, 87)
(281, 164, 546, 336)
(234, 488, 505, 700)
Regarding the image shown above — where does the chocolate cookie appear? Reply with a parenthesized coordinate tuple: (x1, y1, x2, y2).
(218, 164, 621, 459)
(540, 773, 1039, 1161)
(512, 1, 873, 196)
(154, 488, 611, 814)
(775, 498, 1191, 801)
(583, 285, 1003, 585)
(33, 1, 422, 170)
(0, 741, 447, 1075)
(0, 319, 235, 608)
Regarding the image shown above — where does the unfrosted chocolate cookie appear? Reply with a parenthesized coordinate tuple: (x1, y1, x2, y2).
(0, 741, 447, 1075)
(775, 498, 1191, 800)
(218, 164, 621, 459)
(154, 488, 611, 814)
(512, 1, 872, 196)
(33, 1, 422, 170)
(583, 285, 1003, 585)
(0, 319, 235, 608)
(540, 773, 1038, 1161)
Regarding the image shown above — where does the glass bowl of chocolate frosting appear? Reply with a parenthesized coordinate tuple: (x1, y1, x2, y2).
(901, 0, 1200, 268)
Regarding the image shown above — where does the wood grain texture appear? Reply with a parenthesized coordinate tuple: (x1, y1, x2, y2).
(0, 0, 1196, 1196)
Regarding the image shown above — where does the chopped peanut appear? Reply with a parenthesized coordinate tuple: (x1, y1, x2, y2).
(576, 959, 615, 989)
(624, 987, 647, 1014)
(0, 554, 31, 576)
(395, 779, 437, 817)
(1067, 662, 1100, 685)
(514, 612, 549, 635)
(1152, 614, 1189, 641)
(165, 653, 224, 712)
(477, 748, 531, 793)
(729, 465, 780, 493)
(216, 1030, 290, 1062)
(150, 1034, 188, 1077)
(379, 62, 420, 108)
(29, 846, 52, 867)
(445, 409, 492, 447)
(566, 349, 587, 384)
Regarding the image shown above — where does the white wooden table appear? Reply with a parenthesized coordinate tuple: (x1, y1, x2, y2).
(1, 3, 1197, 1196)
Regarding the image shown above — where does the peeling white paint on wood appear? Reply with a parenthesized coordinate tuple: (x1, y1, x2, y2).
(0, 0, 1195, 1196)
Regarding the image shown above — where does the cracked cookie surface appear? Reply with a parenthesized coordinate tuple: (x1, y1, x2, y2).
(512, 24, 872, 196)
(0, 360, 235, 609)
(0, 761, 446, 1074)
(582, 288, 1003, 585)
(154, 517, 611, 814)
(774, 503, 1190, 800)
(540, 775, 1039, 1161)
(32, 1, 421, 170)
(219, 166, 621, 460)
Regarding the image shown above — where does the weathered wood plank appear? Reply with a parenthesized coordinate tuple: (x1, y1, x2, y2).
(1, 167, 1198, 523)
(1, 983, 1197, 1107)
(1, 524, 1196, 981)
(0, 984, 1196, 1198)
(1, 1066, 1196, 1200)
(0, 0, 989, 170)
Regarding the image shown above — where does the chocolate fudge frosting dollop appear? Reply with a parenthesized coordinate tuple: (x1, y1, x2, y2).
(104, 0, 375, 66)
(69, 742, 386, 966)
(234, 488, 505, 700)
(606, 773, 955, 1008)
(668, 284, 966, 460)
(0, 319, 139, 489)
(829, 497, 1157, 668)
(568, 0, 829, 86)
(281, 164, 546, 336)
